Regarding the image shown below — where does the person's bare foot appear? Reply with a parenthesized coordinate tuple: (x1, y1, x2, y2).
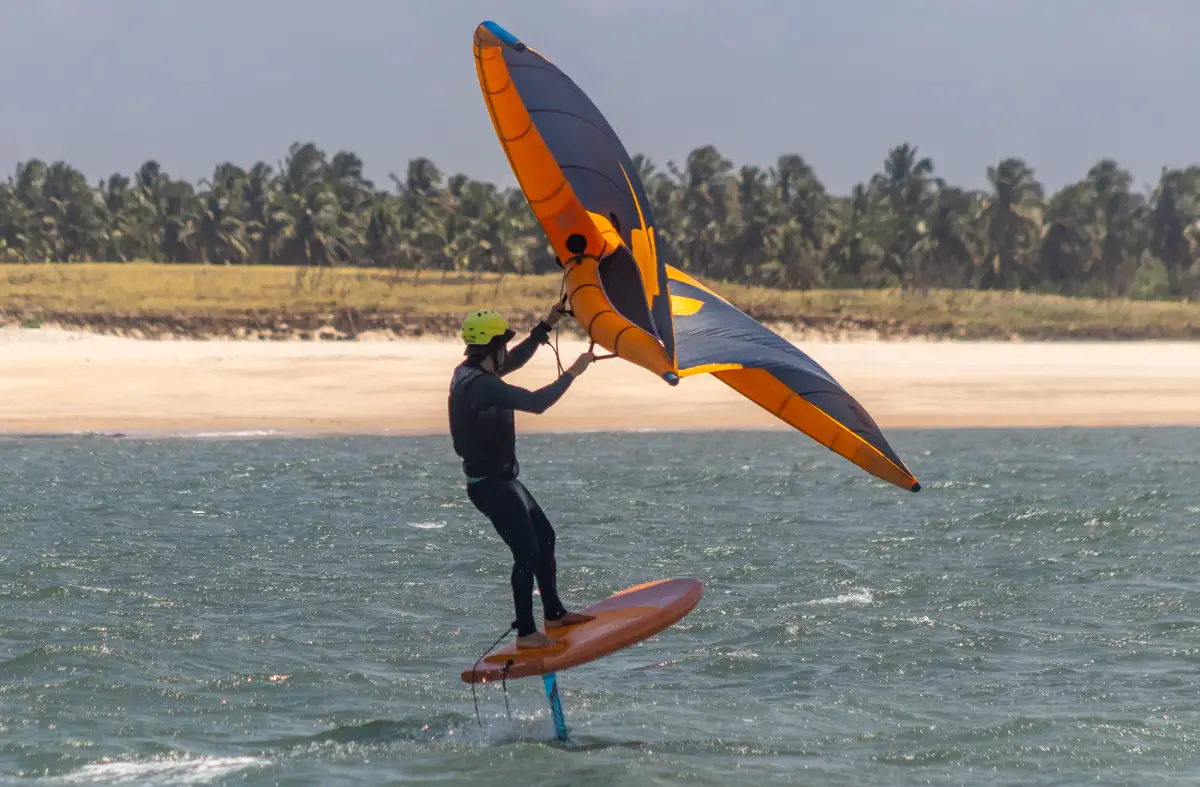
(516, 631, 558, 649)
(545, 611, 596, 629)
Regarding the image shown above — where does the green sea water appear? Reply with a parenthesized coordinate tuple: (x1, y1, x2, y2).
(2, 428, 1199, 785)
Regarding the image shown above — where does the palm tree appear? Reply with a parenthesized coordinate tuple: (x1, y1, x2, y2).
(772, 153, 829, 261)
(239, 162, 288, 263)
(10, 160, 51, 260)
(364, 195, 405, 268)
(1085, 159, 1143, 296)
(0, 138, 1196, 303)
(874, 144, 935, 286)
(97, 174, 151, 262)
(191, 194, 248, 263)
(914, 185, 978, 287)
(279, 142, 327, 199)
(727, 164, 773, 281)
(668, 145, 733, 276)
(398, 157, 443, 198)
(1039, 181, 1093, 293)
(1147, 167, 1199, 297)
(978, 158, 1043, 290)
(826, 184, 883, 285)
(278, 188, 349, 266)
(0, 178, 31, 258)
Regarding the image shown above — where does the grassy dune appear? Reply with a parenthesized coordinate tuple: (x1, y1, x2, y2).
(2, 262, 1200, 340)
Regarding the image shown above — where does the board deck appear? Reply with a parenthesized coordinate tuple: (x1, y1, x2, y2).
(461, 578, 703, 682)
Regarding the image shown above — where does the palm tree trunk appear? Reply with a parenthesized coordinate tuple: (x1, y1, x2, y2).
(1165, 252, 1183, 298)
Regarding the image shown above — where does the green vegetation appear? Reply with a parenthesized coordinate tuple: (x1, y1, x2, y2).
(1, 142, 1198, 301)
(2, 141, 1199, 339)
(4, 263, 1200, 340)
(0, 263, 560, 314)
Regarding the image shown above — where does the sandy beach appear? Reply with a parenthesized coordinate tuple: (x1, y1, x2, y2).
(2, 326, 1200, 435)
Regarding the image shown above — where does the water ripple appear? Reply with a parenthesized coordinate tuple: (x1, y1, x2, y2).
(1, 428, 1199, 785)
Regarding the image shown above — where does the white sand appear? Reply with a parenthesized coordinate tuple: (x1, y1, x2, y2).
(2, 326, 1200, 434)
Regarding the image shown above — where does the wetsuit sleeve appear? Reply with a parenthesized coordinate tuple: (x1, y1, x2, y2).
(497, 321, 552, 377)
(469, 370, 575, 415)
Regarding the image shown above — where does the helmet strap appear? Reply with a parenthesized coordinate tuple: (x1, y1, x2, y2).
(487, 339, 505, 369)
(463, 344, 490, 365)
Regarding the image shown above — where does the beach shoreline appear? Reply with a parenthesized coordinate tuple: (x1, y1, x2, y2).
(3, 326, 1200, 435)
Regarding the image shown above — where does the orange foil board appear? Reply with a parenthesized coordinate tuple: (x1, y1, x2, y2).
(461, 578, 703, 683)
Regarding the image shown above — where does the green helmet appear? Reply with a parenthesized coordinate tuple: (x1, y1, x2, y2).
(461, 310, 514, 346)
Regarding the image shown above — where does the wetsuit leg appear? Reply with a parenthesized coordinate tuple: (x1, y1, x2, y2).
(514, 481, 568, 621)
(467, 478, 542, 636)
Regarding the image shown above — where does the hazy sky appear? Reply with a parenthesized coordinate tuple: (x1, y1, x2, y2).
(2, 0, 1197, 195)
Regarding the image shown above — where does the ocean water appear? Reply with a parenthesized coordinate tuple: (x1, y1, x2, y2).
(2, 428, 1199, 786)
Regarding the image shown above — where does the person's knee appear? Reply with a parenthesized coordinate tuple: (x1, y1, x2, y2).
(512, 544, 541, 574)
(510, 561, 534, 593)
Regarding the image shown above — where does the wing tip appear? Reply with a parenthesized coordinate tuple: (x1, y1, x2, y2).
(479, 20, 526, 52)
(910, 481, 921, 493)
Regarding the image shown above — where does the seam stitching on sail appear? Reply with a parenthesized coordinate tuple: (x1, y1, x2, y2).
(587, 309, 616, 334)
(611, 326, 632, 358)
(559, 165, 632, 203)
(523, 108, 624, 148)
(498, 120, 536, 143)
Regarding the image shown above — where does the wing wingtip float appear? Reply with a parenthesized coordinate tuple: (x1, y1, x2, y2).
(477, 20, 524, 51)
(471, 21, 920, 494)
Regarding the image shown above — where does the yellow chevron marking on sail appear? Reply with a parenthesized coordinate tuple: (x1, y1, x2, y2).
(670, 294, 705, 317)
(619, 161, 658, 298)
(676, 362, 744, 377)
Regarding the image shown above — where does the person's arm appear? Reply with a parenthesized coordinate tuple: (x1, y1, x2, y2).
(470, 369, 574, 415)
(496, 320, 552, 377)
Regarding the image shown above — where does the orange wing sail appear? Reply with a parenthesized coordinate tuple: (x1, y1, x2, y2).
(472, 20, 920, 493)
(666, 266, 920, 492)
(473, 20, 678, 383)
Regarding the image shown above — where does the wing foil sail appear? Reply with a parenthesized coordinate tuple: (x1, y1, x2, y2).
(473, 21, 676, 376)
(667, 266, 920, 492)
(473, 20, 919, 492)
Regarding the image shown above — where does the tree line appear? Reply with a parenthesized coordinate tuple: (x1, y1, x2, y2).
(1, 141, 1198, 298)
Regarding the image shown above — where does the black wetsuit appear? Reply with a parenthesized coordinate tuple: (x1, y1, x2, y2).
(448, 322, 577, 636)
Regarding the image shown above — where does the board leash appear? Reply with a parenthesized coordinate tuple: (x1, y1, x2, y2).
(470, 623, 516, 732)
(501, 665, 513, 723)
